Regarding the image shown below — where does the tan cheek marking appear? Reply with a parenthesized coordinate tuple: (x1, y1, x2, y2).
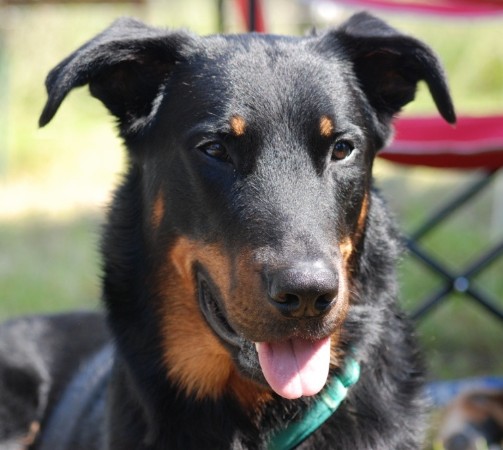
(338, 191, 370, 269)
(158, 237, 270, 407)
(356, 192, 369, 239)
(230, 115, 247, 137)
(339, 238, 354, 265)
(329, 193, 371, 365)
(159, 238, 232, 400)
(329, 235, 354, 367)
(151, 191, 165, 231)
(320, 115, 334, 138)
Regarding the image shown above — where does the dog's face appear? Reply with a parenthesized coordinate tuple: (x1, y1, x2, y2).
(40, 13, 454, 402)
(148, 37, 370, 399)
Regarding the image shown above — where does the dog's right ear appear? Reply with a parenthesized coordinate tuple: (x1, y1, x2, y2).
(317, 12, 456, 129)
(39, 18, 194, 135)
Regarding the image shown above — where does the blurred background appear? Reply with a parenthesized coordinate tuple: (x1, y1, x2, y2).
(0, 0, 502, 446)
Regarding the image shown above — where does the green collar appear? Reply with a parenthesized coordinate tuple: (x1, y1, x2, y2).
(267, 357, 360, 450)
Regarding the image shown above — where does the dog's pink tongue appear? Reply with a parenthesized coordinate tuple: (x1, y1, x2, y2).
(255, 337, 331, 399)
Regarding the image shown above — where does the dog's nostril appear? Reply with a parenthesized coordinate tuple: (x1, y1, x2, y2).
(314, 294, 334, 313)
(267, 264, 338, 318)
(272, 293, 303, 315)
(276, 293, 301, 306)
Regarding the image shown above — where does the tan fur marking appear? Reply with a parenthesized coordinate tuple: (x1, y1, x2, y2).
(339, 238, 354, 265)
(21, 421, 40, 447)
(357, 192, 369, 239)
(230, 115, 247, 137)
(339, 191, 370, 269)
(320, 115, 334, 138)
(330, 244, 351, 367)
(160, 238, 231, 400)
(152, 191, 165, 231)
(159, 237, 270, 408)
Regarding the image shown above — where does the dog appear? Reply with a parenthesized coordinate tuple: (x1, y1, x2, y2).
(0, 12, 455, 449)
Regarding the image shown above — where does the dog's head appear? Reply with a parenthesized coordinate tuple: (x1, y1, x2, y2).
(40, 13, 454, 403)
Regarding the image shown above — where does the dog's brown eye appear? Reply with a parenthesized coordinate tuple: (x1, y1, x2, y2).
(331, 140, 354, 161)
(199, 142, 230, 162)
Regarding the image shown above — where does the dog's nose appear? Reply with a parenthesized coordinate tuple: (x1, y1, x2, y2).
(267, 262, 338, 318)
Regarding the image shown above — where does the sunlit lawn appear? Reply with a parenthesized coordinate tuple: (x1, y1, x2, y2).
(0, 213, 102, 316)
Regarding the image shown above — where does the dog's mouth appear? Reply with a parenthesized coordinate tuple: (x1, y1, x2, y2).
(197, 270, 332, 399)
(197, 271, 242, 348)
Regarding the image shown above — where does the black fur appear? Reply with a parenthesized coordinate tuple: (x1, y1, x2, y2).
(1, 12, 455, 449)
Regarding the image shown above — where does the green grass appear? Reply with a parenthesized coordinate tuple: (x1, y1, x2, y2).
(376, 163, 503, 379)
(1, 2, 502, 383)
(0, 213, 102, 317)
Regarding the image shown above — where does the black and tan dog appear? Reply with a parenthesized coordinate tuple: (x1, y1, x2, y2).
(0, 12, 456, 449)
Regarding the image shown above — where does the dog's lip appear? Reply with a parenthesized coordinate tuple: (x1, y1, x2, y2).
(197, 271, 243, 348)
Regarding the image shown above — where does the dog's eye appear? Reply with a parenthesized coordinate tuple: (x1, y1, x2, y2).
(331, 140, 354, 161)
(199, 142, 231, 163)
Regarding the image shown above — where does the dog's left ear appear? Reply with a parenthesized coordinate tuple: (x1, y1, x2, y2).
(39, 18, 195, 136)
(321, 12, 456, 126)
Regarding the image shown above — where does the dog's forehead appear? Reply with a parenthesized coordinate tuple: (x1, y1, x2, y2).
(207, 34, 345, 88)
(180, 33, 354, 120)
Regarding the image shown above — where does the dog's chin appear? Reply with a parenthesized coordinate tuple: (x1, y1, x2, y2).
(197, 270, 337, 398)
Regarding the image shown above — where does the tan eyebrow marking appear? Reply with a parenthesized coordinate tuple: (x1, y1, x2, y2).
(229, 115, 247, 137)
(320, 115, 335, 138)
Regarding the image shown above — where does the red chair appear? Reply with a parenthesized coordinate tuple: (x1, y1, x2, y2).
(381, 116, 503, 320)
(234, 0, 266, 32)
(336, 0, 503, 16)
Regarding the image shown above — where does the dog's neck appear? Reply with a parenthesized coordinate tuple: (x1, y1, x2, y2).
(267, 357, 360, 450)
